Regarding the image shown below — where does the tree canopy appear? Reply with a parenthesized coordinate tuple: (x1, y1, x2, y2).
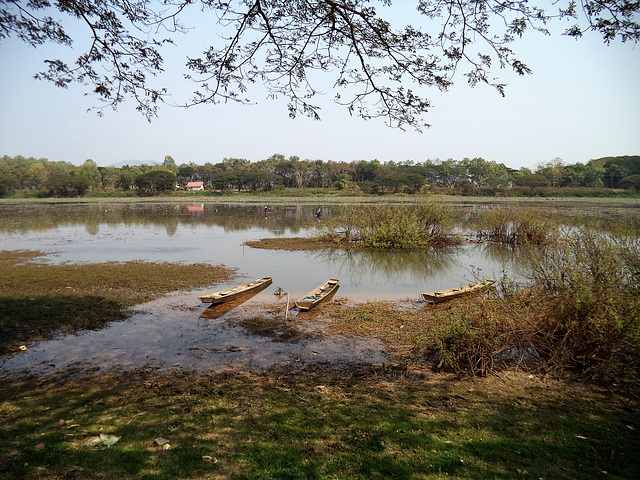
(1, 1, 638, 128)
(2, 153, 639, 197)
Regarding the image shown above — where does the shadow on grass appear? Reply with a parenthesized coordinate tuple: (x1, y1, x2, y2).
(0, 295, 128, 354)
(1, 367, 638, 480)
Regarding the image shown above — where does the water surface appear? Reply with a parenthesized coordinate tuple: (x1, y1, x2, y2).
(0, 201, 534, 375)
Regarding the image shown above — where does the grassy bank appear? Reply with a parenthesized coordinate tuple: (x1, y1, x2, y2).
(0, 250, 236, 354)
(1, 365, 638, 480)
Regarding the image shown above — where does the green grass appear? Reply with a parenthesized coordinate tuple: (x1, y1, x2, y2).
(1, 366, 638, 480)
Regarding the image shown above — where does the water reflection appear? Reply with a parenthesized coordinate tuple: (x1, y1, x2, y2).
(312, 247, 460, 284)
(0, 203, 332, 236)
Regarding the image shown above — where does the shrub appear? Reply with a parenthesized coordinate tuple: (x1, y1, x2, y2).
(318, 203, 455, 248)
(473, 208, 557, 245)
(527, 231, 640, 385)
(421, 231, 640, 391)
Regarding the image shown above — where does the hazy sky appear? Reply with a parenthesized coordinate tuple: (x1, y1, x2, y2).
(0, 4, 638, 170)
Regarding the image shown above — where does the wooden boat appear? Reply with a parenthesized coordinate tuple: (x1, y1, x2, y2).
(294, 278, 340, 311)
(199, 277, 272, 304)
(200, 280, 273, 319)
(421, 279, 495, 304)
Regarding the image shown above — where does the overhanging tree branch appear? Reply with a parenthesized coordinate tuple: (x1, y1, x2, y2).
(0, 0, 638, 128)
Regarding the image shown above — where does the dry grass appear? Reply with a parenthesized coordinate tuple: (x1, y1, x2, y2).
(244, 237, 348, 251)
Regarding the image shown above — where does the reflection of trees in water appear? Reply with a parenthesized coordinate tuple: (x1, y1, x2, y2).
(311, 247, 460, 283)
(2, 202, 630, 240)
(468, 242, 534, 281)
(0, 203, 335, 236)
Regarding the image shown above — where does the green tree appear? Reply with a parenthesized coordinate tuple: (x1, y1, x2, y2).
(3, 1, 636, 127)
(354, 160, 380, 183)
(43, 172, 91, 197)
(620, 175, 640, 190)
(595, 156, 640, 188)
(212, 171, 239, 192)
(434, 159, 466, 187)
(119, 166, 141, 190)
(462, 157, 509, 187)
(178, 162, 197, 184)
(99, 167, 121, 190)
(514, 173, 551, 189)
(398, 164, 427, 193)
(162, 155, 179, 173)
(79, 159, 102, 190)
(562, 162, 604, 188)
(27, 162, 48, 189)
(135, 170, 177, 195)
(536, 158, 565, 188)
(0, 163, 20, 197)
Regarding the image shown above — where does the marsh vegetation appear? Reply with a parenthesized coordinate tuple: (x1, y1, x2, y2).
(472, 207, 558, 245)
(317, 204, 457, 248)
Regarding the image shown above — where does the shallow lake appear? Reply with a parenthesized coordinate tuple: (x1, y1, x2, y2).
(0, 199, 631, 376)
(0, 201, 525, 301)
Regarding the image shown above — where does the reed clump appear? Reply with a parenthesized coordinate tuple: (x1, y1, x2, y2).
(473, 207, 557, 245)
(318, 203, 456, 248)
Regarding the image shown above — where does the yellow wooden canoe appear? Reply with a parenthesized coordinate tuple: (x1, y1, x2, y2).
(294, 278, 340, 311)
(421, 279, 495, 304)
(199, 277, 273, 304)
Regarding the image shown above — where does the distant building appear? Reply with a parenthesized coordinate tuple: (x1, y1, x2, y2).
(185, 181, 205, 191)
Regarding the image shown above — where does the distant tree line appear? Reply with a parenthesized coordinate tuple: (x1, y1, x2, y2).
(1, 154, 639, 198)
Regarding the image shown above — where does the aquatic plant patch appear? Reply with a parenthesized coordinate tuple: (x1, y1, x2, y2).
(0, 250, 236, 354)
(318, 204, 458, 248)
(473, 208, 558, 245)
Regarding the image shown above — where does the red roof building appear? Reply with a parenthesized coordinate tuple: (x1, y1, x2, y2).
(185, 181, 204, 191)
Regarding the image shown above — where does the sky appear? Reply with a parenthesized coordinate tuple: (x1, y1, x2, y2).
(0, 4, 639, 171)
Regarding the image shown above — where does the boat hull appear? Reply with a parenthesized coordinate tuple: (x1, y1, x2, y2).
(421, 279, 495, 304)
(199, 277, 273, 304)
(294, 278, 340, 311)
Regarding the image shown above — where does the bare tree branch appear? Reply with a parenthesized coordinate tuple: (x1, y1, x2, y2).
(1, 0, 637, 127)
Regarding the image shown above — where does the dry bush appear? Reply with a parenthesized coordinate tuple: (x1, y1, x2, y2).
(431, 232, 640, 390)
(318, 203, 455, 248)
(473, 207, 558, 245)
